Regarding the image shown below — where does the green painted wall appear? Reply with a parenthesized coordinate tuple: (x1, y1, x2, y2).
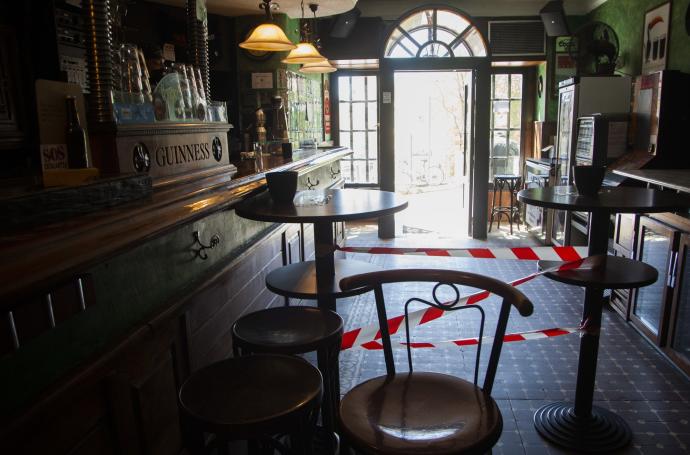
(587, 0, 690, 75)
(235, 14, 324, 145)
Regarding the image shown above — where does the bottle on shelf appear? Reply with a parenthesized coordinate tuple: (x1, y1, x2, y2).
(65, 95, 90, 168)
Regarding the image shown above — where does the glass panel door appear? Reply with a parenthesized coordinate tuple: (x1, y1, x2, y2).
(667, 234, 690, 375)
(632, 217, 677, 342)
(489, 73, 523, 181)
(337, 75, 378, 184)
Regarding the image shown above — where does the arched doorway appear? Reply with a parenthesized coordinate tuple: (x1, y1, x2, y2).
(378, 6, 490, 240)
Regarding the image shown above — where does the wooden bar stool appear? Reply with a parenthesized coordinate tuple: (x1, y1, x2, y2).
(232, 306, 343, 452)
(178, 354, 322, 455)
(489, 174, 522, 234)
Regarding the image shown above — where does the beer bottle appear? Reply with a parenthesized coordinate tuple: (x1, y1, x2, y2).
(65, 96, 90, 168)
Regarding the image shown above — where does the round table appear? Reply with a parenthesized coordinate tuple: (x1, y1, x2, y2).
(236, 188, 408, 309)
(517, 186, 690, 453)
(236, 188, 407, 436)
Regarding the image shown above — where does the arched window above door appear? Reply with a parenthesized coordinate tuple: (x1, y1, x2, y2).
(384, 8, 487, 58)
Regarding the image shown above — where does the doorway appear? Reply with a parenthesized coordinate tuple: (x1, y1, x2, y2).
(394, 70, 473, 238)
(376, 6, 490, 239)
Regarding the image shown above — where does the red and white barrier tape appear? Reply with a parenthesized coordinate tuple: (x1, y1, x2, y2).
(341, 258, 589, 350)
(338, 245, 588, 261)
(354, 327, 580, 350)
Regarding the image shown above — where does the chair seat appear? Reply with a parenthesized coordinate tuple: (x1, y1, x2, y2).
(232, 306, 343, 354)
(339, 372, 502, 455)
(179, 354, 322, 439)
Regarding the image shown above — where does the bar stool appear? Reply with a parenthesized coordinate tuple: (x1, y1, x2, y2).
(178, 354, 322, 455)
(489, 174, 522, 234)
(232, 306, 343, 452)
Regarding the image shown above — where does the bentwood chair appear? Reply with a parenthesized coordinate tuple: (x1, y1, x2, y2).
(338, 269, 534, 455)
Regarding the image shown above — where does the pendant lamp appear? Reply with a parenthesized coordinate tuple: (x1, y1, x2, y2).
(282, 2, 327, 64)
(299, 60, 337, 73)
(282, 43, 326, 64)
(239, 0, 296, 52)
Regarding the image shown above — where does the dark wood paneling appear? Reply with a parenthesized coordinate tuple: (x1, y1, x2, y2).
(186, 226, 283, 333)
(1, 154, 347, 454)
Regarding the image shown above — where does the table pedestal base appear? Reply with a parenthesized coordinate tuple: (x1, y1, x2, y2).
(534, 402, 631, 453)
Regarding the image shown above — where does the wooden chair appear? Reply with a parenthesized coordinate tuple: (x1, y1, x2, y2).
(338, 269, 534, 455)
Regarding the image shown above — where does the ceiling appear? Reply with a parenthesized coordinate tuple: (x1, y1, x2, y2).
(357, 0, 608, 19)
(151, 0, 357, 18)
(150, 0, 607, 19)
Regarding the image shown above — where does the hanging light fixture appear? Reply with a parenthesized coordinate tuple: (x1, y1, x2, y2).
(299, 60, 337, 73)
(282, 2, 326, 64)
(239, 0, 296, 52)
(298, 4, 337, 73)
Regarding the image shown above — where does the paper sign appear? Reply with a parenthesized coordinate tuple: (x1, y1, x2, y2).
(163, 43, 176, 61)
(382, 91, 392, 104)
(251, 72, 274, 89)
(40, 144, 68, 170)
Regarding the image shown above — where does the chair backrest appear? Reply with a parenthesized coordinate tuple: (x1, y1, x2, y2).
(340, 268, 533, 395)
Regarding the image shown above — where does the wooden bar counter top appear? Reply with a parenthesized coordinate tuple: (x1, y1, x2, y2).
(0, 147, 350, 303)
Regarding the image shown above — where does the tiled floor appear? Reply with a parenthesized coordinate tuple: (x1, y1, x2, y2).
(318, 223, 690, 454)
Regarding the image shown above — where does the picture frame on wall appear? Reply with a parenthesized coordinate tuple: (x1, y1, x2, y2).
(642, 1, 671, 74)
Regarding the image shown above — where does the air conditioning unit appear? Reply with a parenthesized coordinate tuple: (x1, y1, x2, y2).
(488, 20, 546, 56)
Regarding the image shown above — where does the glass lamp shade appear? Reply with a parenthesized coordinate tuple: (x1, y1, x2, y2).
(299, 60, 337, 73)
(282, 43, 327, 64)
(239, 23, 297, 51)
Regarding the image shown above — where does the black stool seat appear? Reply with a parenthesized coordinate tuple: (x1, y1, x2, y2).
(232, 306, 343, 355)
(489, 174, 522, 234)
(232, 306, 343, 452)
(179, 354, 322, 451)
(538, 255, 658, 289)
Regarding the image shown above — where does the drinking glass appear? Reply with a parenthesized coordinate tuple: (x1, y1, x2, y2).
(137, 47, 153, 103)
(171, 62, 193, 119)
(193, 67, 208, 121)
(120, 44, 144, 104)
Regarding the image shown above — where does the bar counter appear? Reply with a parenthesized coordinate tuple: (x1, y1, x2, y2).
(0, 146, 351, 448)
(0, 146, 350, 303)
(614, 169, 690, 194)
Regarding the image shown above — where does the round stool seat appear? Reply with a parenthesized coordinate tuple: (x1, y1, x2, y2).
(339, 372, 502, 454)
(179, 354, 322, 439)
(494, 174, 520, 181)
(233, 306, 343, 355)
(538, 255, 658, 290)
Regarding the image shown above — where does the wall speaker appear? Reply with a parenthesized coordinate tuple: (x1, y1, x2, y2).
(540, 0, 570, 37)
(330, 8, 361, 38)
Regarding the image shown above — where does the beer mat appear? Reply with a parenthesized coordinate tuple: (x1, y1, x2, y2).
(0, 173, 152, 229)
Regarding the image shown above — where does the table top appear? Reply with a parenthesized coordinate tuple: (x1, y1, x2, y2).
(517, 186, 690, 213)
(236, 188, 408, 224)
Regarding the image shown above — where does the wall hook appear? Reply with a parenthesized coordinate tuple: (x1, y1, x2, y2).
(305, 176, 319, 189)
(193, 231, 221, 260)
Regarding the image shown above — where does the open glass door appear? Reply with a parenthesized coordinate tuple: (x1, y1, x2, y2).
(376, 6, 490, 239)
(393, 71, 473, 238)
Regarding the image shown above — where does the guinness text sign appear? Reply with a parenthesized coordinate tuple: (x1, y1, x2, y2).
(116, 123, 234, 182)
